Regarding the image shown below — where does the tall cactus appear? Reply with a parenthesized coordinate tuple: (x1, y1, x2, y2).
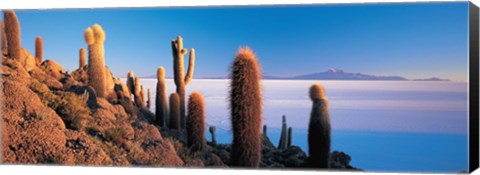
(1, 20, 6, 55)
(4, 10, 22, 63)
(209, 126, 217, 146)
(126, 71, 135, 98)
(308, 83, 331, 168)
(156, 67, 169, 127)
(147, 88, 152, 109)
(278, 115, 288, 150)
(230, 47, 262, 167)
(79, 48, 86, 68)
(171, 35, 195, 129)
(186, 92, 206, 152)
(169, 93, 181, 130)
(287, 127, 292, 148)
(84, 24, 107, 98)
(35, 36, 43, 66)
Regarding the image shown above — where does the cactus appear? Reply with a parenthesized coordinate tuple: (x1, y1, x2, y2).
(278, 115, 288, 150)
(209, 126, 217, 146)
(169, 93, 181, 130)
(287, 127, 292, 148)
(147, 88, 152, 109)
(308, 83, 331, 168)
(263, 125, 267, 137)
(156, 67, 169, 127)
(230, 47, 262, 167)
(133, 76, 143, 107)
(79, 48, 86, 68)
(4, 10, 22, 63)
(140, 85, 146, 107)
(34, 36, 43, 66)
(126, 71, 135, 98)
(84, 24, 107, 98)
(171, 36, 195, 129)
(186, 92, 206, 152)
(1, 20, 6, 55)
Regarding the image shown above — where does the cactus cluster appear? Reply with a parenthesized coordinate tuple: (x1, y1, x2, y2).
(84, 24, 107, 98)
(308, 83, 331, 168)
(155, 67, 169, 127)
(229, 47, 262, 167)
(186, 92, 206, 152)
(171, 36, 196, 129)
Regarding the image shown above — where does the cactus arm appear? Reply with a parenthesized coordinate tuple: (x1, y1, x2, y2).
(184, 48, 195, 85)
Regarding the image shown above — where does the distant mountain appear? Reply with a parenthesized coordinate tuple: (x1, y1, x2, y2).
(141, 68, 449, 81)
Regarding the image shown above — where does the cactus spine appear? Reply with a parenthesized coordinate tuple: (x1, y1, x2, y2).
(278, 115, 288, 150)
(4, 10, 22, 63)
(171, 36, 195, 129)
(308, 83, 331, 168)
(147, 88, 152, 109)
(186, 92, 206, 152)
(209, 126, 217, 146)
(1, 20, 6, 55)
(84, 24, 107, 98)
(287, 127, 292, 148)
(156, 67, 169, 127)
(79, 48, 86, 68)
(126, 71, 134, 98)
(230, 47, 262, 167)
(169, 93, 181, 130)
(34, 36, 43, 66)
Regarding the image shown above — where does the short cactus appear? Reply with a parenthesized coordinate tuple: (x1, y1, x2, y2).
(263, 125, 267, 137)
(133, 76, 143, 107)
(186, 91, 206, 152)
(278, 115, 288, 150)
(169, 93, 181, 130)
(79, 48, 86, 68)
(126, 71, 134, 98)
(230, 47, 262, 167)
(308, 83, 331, 168)
(287, 127, 292, 148)
(35, 36, 43, 66)
(171, 36, 196, 129)
(140, 85, 146, 107)
(155, 67, 169, 127)
(209, 126, 217, 146)
(147, 88, 151, 109)
(1, 20, 6, 55)
(84, 24, 107, 98)
(4, 10, 22, 63)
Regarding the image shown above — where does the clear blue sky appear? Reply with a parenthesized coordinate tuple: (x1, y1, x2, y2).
(6, 2, 469, 81)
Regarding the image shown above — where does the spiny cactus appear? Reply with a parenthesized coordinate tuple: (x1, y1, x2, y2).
(171, 35, 195, 129)
(156, 67, 169, 127)
(126, 71, 135, 98)
(287, 127, 292, 148)
(186, 91, 206, 152)
(209, 126, 217, 146)
(147, 88, 152, 109)
(230, 47, 262, 167)
(79, 48, 86, 68)
(34, 36, 43, 66)
(263, 125, 267, 137)
(133, 76, 143, 107)
(84, 24, 107, 98)
(1, 20, 6, 55)
(169, 93, 181, 130)
(278, 115, 288, 150)
(4, 10, 22, 63)
(308, 83, 331, 168)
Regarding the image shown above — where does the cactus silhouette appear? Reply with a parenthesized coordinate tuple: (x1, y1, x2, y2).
(230, 47, 262, 167)
(156, 67, 169, 127)
(171, 36, 195, 129)
(287, 127, 292, 148)
(79, 48, 86, 68)
(209, 126, 217, 146)
(308, 83, 331, 168)
(126, 71, 135, 98)
(186, 92, 206, 152)
(147, 88, 152, 109)
(34, 36, 43, 66)
(263, 125, 267, 137)
(278, 115, 288, 150)
(133, 76, 144, 107)
(169, 93, 181, 130)
(1, 20, 6, 55)
(4, 10, 22, 63)
(84, 24, 107, 98)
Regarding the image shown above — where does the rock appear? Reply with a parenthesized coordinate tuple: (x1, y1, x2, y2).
(40, 60, 67, 81)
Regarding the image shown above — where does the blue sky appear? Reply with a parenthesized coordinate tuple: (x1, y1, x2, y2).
(6, 2, 469, 81)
